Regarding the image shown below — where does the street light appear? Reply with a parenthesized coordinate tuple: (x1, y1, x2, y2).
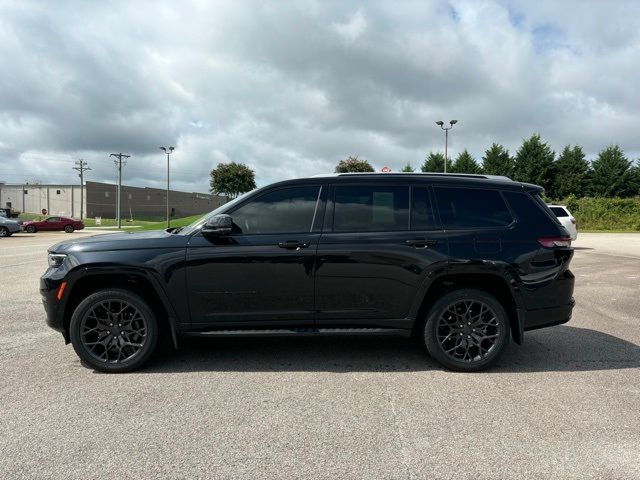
(435, 120, 458, 173)
(160, 146, 174, 228)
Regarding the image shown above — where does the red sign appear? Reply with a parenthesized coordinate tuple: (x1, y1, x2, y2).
(381, 166, 391, 173)
(41, 208, 48, 215)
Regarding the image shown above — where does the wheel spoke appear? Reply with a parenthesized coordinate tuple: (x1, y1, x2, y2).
(80, 298, 147, 364)
(437, 299, 501, 363)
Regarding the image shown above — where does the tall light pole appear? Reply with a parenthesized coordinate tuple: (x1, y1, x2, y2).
(435, 120, 458, 173)
(110, 153, 130, 229)
(160, 146, 174, 228)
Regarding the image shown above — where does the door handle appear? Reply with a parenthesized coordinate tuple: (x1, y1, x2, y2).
(405, 238, 437, 248)
(278, 240, 310, 249)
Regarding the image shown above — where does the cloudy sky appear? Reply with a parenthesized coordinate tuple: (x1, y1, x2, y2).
(1, 0, 639, 193)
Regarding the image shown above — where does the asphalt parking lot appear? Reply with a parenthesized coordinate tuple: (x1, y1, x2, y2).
(1, 231, 639, 479)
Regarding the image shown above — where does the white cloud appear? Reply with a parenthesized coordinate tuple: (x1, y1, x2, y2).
(1, 0, 639, 193)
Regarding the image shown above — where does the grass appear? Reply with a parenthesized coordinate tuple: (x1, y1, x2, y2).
(17, 213, 205, 231)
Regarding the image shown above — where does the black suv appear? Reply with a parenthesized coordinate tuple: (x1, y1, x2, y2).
(41, 173, 575, 373)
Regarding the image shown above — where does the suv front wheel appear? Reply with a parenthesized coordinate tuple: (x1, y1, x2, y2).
(69, 289, 158, 373)
(423, 289, 510, 372)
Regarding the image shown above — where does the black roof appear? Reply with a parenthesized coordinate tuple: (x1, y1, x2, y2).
(266, 172, 542, 193)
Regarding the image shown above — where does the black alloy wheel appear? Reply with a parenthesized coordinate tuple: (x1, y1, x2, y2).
(423, 289, 509, 372)
(0, 227, 8, 237)
(70, 289, 158, 372)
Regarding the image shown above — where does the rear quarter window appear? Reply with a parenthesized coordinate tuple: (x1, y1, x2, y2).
(434, 187, 512, 229)
(503, 191, 562, 231)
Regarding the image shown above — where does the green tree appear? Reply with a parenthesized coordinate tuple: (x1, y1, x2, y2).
(401, 163, 415, 172)
(449, 149, 481, 174)
(482, 143, 514, 177)
(590, 145, 636, 197)
(335, 155, 375, 173)
(513, 134, 556, 193)
(421, 152, 445, 172)
(553, 145, 590, 198)
(209, 162, 257, 199)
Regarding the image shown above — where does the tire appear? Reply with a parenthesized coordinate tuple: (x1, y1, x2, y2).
(25, 225, 37, 233)
(69, 289, 159, 373)
(0, 227, 8, 237)
(423, 289, 510, 372)
(64, 224, 74, 233)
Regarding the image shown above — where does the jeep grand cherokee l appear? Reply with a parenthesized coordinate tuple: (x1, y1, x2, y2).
(41, 173, 575, 373)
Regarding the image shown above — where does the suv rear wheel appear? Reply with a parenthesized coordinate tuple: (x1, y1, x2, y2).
(423, 289, 509, 372)
(69, 289, 158, 373)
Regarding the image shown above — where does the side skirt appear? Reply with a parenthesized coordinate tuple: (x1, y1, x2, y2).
(182, 327, 412, 338)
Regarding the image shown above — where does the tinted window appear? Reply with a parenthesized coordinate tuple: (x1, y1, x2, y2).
(46, 217, 61, 223)
(411, 187, 436, 230)
(549, 207, 568, 217)
(503, 191, 560, 229)
(333, 185, 409, 232)
(435, 187, 512, 228)
(231, 186, 319, 234)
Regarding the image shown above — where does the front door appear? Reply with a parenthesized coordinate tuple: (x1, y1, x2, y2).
(43, 217, 62, 231)
(315, 184, 449, 328)
(186, 185, 323, 327)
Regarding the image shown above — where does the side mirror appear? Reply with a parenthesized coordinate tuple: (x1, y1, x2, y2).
(202, 214, 233, 236)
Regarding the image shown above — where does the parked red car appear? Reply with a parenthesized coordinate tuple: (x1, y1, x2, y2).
(23, 216, 85, 233)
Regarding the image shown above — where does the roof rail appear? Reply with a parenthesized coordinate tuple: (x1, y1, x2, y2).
(311, 172, 513, 181)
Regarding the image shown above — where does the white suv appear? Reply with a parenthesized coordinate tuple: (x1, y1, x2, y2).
(548, 205, 577, 240)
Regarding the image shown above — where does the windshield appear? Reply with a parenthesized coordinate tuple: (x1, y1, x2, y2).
(178, 189, 257, 235)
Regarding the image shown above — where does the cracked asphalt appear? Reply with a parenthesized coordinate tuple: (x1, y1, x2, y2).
(1, 231, 639, 479)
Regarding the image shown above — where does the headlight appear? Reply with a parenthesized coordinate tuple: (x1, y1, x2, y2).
(48, 253, 67, 268)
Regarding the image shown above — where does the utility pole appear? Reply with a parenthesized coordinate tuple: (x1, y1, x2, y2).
(159, 146, 174, 228)
(109, 153, 130, 229)
(72, 159, 91, 220)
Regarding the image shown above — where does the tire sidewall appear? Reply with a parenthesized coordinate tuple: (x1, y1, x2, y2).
(0, 227, 8, 237)
(69, 289, 158, 373)
(423, 289, 510, 372)
(64, 225, 74, 233)
(26, 225, 36, 233)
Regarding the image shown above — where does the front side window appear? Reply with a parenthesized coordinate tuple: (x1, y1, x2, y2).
(333, 185, 409, 232)
(231, 186, 320, 234)
(46, 217, 61, 223)
(434, 187, 512, 229)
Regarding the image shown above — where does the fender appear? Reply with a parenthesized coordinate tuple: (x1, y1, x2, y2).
(409, 259, 526, 344)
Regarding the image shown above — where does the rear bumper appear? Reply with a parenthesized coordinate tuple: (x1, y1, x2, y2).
(523, 297, 575, 331)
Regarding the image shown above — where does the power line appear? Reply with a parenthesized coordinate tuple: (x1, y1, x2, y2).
(72, 159, 91, 220)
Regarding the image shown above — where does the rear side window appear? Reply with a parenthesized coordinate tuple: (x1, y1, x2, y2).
(411, 187, 436, 230)
(333, 185, 409, 232)
(549, 207, 568, 217)
(434, 187, 512, 229)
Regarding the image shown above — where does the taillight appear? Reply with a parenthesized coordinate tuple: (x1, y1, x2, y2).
(538, 236, 572, 248)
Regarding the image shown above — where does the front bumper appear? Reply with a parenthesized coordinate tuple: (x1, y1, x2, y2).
(40, 269, 69, 341)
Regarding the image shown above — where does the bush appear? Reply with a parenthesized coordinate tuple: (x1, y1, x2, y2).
(555, 196, 640, 231)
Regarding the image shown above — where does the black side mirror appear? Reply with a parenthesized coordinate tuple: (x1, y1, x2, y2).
(202, 214, 234, 236)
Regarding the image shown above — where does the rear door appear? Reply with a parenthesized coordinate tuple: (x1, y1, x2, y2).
(314, 183, 449, 328)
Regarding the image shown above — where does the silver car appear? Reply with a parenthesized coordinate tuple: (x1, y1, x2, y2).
(0, 216, 21, 237)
